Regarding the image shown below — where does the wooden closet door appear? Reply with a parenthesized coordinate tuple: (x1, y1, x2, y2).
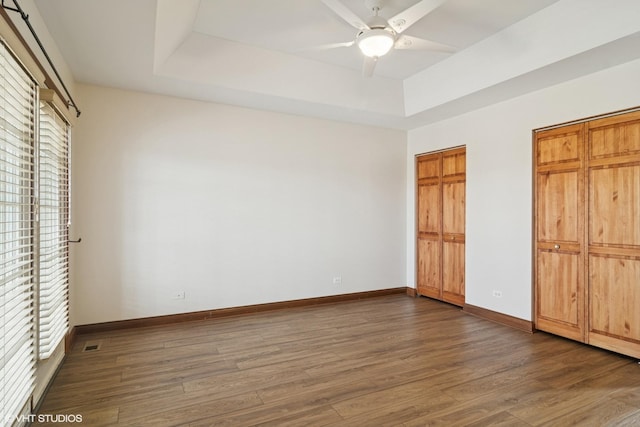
(416, 147, 465, 306)
(586, 112, 640, 358)
(416, 153, 442, 299)
(534, 124, 586, 342)
(442, 148, 466, 305)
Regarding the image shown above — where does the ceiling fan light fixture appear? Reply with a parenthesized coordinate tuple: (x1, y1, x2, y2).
(357, 28, 395, 57)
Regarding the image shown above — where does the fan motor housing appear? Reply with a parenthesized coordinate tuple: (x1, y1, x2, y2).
(366, 14, 390, 30)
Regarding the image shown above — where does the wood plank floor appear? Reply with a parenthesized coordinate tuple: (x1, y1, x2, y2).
(35, 295, 640, 426)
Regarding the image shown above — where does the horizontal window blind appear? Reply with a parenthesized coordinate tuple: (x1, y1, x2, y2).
(38, 102, 69, 359)
(0, 41, 37, 424)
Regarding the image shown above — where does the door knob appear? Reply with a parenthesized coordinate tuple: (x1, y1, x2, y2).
(554, 244, 560, 249)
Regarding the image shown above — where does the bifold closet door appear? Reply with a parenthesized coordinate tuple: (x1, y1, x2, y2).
(416, 147, 466, 306)
(534, 124, 586, 342)
(535, 110, 640, 358)
(586, 113, 640, 357)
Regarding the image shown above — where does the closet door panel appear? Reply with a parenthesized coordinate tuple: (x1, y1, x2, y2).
(417, 239, 441, 298)
(442, 178, 465, 305)
(586, 113, 640, 358)
(588, 255, 640, 358)
(536, 250, 583, 340)
(442, 149, 466, 177)
(535, 124, 583, 169)
(537, 132, 580, 165)
(442, 241, 464, 305)
(442, 181, 465, 235)
(534, 125, 585, 341)
(589, 165, 640, 247)
(537, 170, 580, 243)
(418, 183, 441, 234)
(417, 155, 441, 180)
(589, 114, 640, 159)
(417, 181, 441, 299)
(442, 148, 466, 304)
(416, 153, 442, 299)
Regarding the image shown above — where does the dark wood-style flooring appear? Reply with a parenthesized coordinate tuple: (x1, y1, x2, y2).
(35, 295, 640, 426)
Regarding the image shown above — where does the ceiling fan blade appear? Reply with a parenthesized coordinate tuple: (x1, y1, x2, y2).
(300, 41, 355, 51)
(322, 0, 369, 30)
(388, 0, 447, 34)
(395, 35, 456, 53)
(362, 56, 378, 77)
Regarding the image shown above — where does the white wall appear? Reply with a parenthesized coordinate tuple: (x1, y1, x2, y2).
(407, 58, 640, 321)
(72, 84, 407, 326)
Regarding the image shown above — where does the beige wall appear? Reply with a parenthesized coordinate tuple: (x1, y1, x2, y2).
(71, 84, 407, 325)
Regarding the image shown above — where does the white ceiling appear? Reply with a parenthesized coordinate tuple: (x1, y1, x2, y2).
(191, 0, 558, 80)
(32, 0, 640, 129)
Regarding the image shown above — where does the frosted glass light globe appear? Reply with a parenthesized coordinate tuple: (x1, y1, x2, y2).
(357, 29, 395, 57)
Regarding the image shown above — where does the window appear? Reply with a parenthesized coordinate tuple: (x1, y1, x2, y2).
(1, 35, 72, 424)
(38, 100, 69, 359)
(0, 40, 37, 424)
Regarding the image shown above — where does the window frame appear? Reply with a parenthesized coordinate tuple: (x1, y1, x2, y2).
(0, 25, 75, 422)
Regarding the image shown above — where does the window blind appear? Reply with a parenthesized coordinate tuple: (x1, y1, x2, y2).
(0, 41, 37, 424)
(37, 101, 69, 359)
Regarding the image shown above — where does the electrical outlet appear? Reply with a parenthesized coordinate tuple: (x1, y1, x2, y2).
(172, 291, 185, 300)
(332, 276, 342, 285)
(492, 290, 502, 298)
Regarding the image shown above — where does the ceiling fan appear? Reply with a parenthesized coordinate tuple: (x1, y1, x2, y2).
(316, 0, 455, 77)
